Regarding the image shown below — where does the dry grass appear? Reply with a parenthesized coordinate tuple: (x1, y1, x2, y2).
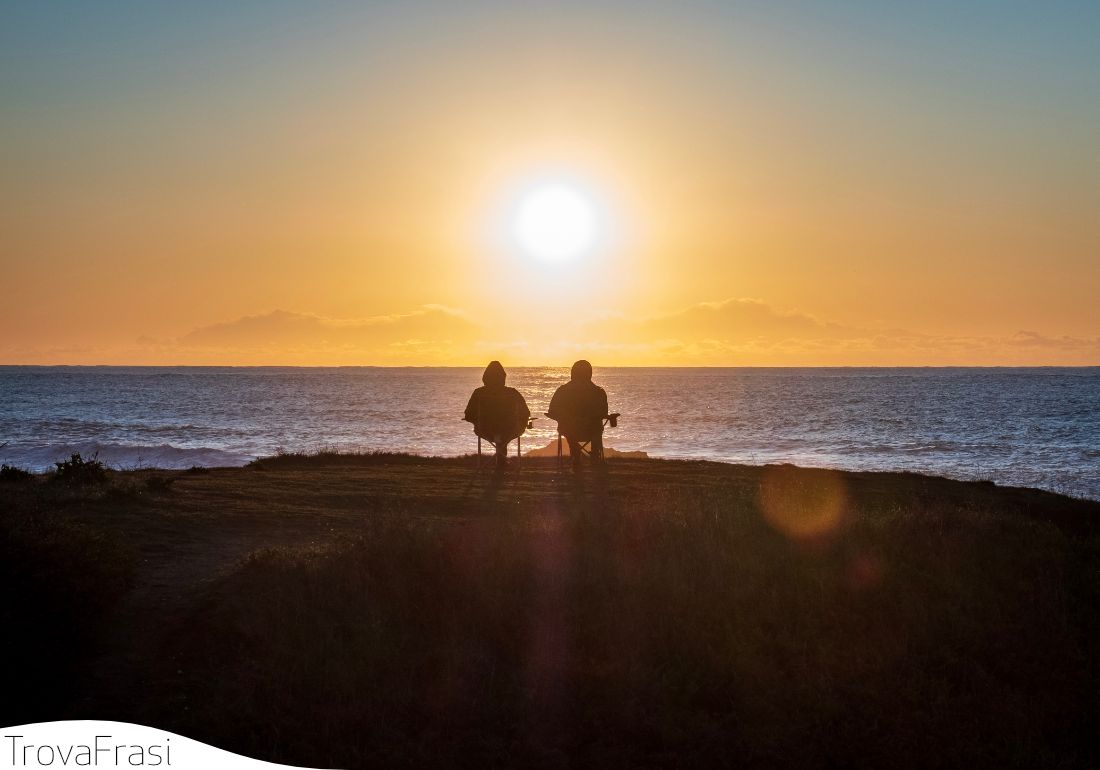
(2, 456, 1098, 767)
(0, 508, 134, 724)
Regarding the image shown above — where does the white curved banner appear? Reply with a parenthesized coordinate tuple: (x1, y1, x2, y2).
(0, 722, 327, 769)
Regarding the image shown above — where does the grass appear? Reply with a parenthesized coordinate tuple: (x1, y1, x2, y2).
(2, 455, 1098, 767)
(0, 506, 135, 725)
(247, 448, 436, 470)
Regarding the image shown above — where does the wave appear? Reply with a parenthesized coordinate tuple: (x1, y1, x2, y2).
(0, 442, 252, 471)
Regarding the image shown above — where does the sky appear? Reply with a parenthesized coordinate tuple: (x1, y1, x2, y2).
(2, 0, 1098, 365)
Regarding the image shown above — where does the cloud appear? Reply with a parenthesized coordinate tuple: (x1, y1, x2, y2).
(588, 298, 839, 342)
(140, 306, 485, 364)
(1005, 330, 1100, 351)
(181, 306, 477, 348)
(3, 299, 1095, 365)
(582, 299, 1100, 365)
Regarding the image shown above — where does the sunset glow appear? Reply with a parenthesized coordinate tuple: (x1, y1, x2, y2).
(1, 2, 1097, 366)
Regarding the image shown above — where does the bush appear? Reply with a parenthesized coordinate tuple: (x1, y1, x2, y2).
(52, 453, 108, 486)
(0, 464, 34, 482)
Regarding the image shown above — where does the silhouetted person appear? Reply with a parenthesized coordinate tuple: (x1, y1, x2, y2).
(547, 359, 609, 468)
(464, 361, 530, 468)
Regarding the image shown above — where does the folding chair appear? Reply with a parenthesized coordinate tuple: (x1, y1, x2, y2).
(468, 395, 535, 471)
(545, 413, 620, 470)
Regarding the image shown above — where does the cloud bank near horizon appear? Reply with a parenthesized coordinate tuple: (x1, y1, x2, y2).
(2, 299, 1097, 366)
(583, 299, 1100, 365)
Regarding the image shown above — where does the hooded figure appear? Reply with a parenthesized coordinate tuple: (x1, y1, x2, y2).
(463, 361, 531, 465)
(547, 359, 610, 465)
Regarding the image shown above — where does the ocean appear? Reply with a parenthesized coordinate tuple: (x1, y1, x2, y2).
(1, 366, 1097, 500)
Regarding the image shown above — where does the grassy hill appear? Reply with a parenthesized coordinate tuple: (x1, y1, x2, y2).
(2, 454, 1098, 767)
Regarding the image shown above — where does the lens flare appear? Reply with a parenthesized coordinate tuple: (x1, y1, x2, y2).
(758, 466, 848, 541)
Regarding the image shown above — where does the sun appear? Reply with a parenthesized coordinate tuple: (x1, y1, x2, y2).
(512, 183, 598, 262)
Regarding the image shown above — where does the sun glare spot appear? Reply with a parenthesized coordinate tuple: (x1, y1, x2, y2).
(512, 183, 598, 262)
(759, 466, 848, 542)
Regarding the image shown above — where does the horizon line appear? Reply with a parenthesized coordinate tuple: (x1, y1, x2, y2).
(2, 363, 1098, 370)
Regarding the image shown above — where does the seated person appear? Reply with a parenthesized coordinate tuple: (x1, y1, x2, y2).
(463, 361, 531, 467)
(546, 359, 610, 467)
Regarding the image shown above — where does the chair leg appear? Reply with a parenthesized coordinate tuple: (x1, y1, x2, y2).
(574, 440, 587, 471)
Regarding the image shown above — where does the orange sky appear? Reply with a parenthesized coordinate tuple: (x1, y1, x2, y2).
(2, 2, 1097, 365)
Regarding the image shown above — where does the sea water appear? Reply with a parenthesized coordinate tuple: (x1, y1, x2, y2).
(1, 366, 1097, 500)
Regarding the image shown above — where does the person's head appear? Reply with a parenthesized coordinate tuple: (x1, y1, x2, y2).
(570, 359, 593, 382)
(482, 360, 506, 387)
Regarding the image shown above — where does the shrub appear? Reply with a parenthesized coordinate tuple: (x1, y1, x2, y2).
(0, 464, 34, 482)
(52, 453, 108, 486)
